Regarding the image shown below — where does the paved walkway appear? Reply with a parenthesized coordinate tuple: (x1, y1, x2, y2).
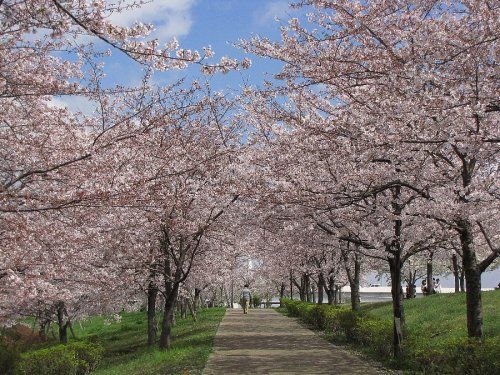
(203, 309, 385, 375)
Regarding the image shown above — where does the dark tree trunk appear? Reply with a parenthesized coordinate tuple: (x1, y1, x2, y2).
(57, 302, 68, 344)
(231, 280, 234, 309)
(389, 184, 404, 360)
(405, 269, 417, 299)
(159, 284, 179, 349)
(389, 255, 404, 360)
(299, 275, 306, 301)
(458, 218, 483, 337)
(317, 275, 325, 305)
(312, 282, 316, 303)
(147, 280, 158, 346)
(426, 251, 434, 295)
(38, 320, 47, 340)
(350, 256, 361, 311)
(305, 274, 311, 302)
(279, 282, 286, 300)
(343, 244, 361, 311)
(452, 253, 460, 293)
(290, 271, 294, 300)
(326, 275, 335, 305)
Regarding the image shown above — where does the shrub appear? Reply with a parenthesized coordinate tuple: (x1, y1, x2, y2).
(69, 341, 104, 373)
(307, 304, 332, 330)
(252, 295, 262, 308)
(354, 318, 392, 358)
(407, 337, 500, 375)
(0, 339, 20, 375)
(15, 341, 104, 375)
(280, 299, 499, 374)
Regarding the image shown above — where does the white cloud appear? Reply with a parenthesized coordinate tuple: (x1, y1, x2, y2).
(254, 1, 292, 26)
(109, 0, 196, 41)
(49, 96, 97, 116)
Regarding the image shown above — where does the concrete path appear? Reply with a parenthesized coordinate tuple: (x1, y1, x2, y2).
(203, 309, 385, 375)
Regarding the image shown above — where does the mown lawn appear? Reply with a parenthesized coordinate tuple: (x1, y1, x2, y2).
(362, 290, 499, 344)
(68, 308, 225, 375)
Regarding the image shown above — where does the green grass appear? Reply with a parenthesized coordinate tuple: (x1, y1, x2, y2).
(362, 290, 499, 344)
(279, 291, 500, 373)
(64, 308, 225, 375)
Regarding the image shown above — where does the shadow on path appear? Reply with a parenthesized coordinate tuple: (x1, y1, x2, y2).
(203, 309, 386, 375)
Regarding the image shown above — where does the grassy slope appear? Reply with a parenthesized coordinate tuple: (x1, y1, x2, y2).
(362, 290, 499, 345)
(69, 308, 225, 375)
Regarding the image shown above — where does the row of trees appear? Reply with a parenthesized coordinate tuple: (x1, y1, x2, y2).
(239, 0, 499, 358)
(1, 0, 498, 360)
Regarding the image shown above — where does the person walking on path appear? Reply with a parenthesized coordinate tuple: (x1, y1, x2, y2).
(241, 284, 252, 314)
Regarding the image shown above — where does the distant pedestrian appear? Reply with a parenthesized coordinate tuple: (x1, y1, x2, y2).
(421, 280, 428, 296)
(435, 278, 442, 293)
(241, 284, 252, 314)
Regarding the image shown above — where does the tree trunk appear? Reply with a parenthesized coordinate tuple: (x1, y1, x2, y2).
(279, 282, 286, 300)
(38, 320, 47, 340)
(147, 280, 158, 346)
(317, 274, 325, 305)
(326, 275, 335, 305)
(193, 288, 201, 313)
(426, 251, 434, 295)
(231, 280, 234, 309)
(159, 283, 179, 349)
(452, 253, 460, 293)
(187, 298, 197, 321)
(305, 274, 311, 302)
(460, 271, 465, 292)
(458, 218, 483, 337)
(290, 271, 294, 300)
(389, 256, 404, 360)
(299, 275, 306, 301)
(389, 183, 404, 360)
(350, 256, 361, 311)
(343, 245, 361, 311)
(68, 321, 76, 339)
(57, 302, 68, 344)
(180, 299, 187, 319)
(405, 269, 416, 298)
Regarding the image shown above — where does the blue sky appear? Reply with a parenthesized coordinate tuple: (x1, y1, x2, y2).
(61, 0, 296, 113)
(60, 1, 499, 287)
(104, 0, 295, 93)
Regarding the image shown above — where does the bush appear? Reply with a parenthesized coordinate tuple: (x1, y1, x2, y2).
(252, 295, 261, 308)
(15, 341, 104, 375)
(0, 339, 21, 375)
(354, 318, 392, 358)
(407, 337, 500, 375)
(280, 299, 500, 374)
(69, 341, 104, 373)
